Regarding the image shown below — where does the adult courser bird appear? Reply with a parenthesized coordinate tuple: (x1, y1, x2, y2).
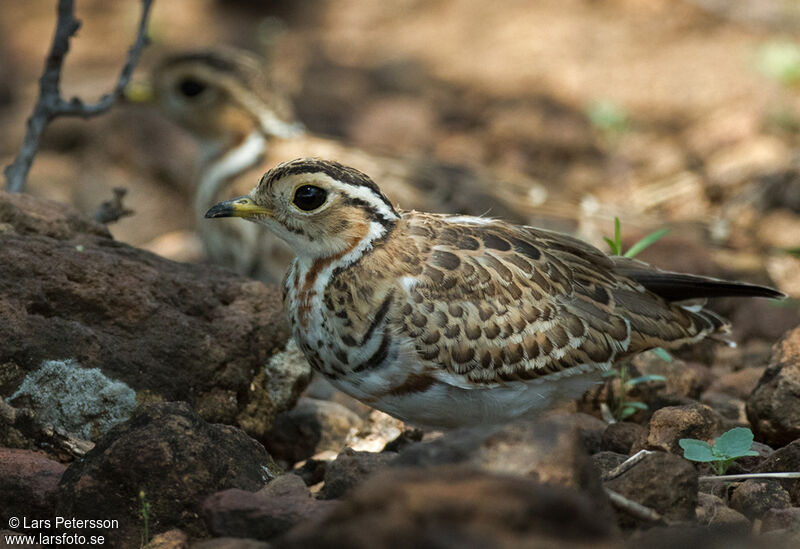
(206, 158, 784, 428)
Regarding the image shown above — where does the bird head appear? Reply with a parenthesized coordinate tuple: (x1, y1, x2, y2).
(130, 48, 303, 148)
(205, 158, 399, 259)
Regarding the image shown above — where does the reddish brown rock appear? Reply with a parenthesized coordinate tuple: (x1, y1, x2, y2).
(602, 422, 647, 455)
(264, 397, 364, 464)
(319, 448, 397, 500)
(636, 403, 722, 454)
(204, 475, 337, 541)
(604, 451, 698, 528)
(755, 440, 800, 504)
(396, 417, 611, 516)
(695, 493, 750, 532)
(747, 326, 800, 446)
(56, 402, 281, 548)
(0, 191, 309, 439)
(0, 448, 65, 521)
(277, 467, 619, 549)
(729, 480, 791, 520)
(707, 367, 766, 401)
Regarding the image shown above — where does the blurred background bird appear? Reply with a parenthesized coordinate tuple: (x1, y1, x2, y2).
(130, 47, 546, 283)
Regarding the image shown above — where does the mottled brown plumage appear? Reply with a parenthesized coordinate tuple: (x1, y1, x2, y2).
(206, 159, 783, 428)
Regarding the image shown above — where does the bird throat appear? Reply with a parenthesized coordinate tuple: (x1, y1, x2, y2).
(195, 130, 266, 221)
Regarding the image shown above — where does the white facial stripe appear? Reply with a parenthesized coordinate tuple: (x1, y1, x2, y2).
(318, 175, 398, 222)
(197, 130, 266, 216)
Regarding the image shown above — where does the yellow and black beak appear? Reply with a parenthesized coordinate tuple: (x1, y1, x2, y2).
(205, 196, 271, 219)
(123, 79, 155, 103)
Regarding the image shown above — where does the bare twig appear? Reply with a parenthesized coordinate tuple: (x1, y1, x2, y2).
(94, 187, 134, 224)
(4, 0, 155, 193)
(699, 472, 800, 482)
(605, 488, 668, 525)
(602, 449, 654, 481)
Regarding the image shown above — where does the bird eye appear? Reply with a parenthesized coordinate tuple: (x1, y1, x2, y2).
(292, 185, 328, 211)
(177, 78, 207, 98)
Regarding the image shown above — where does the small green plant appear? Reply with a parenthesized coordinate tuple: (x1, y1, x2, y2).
(603, 365, 666, 420)
(679, 427, 760, 475)
(755, 41, 800, 87)
(585, 100, 630, 135)
(604, 216, 670, 259)
(139, 490, 151, 547)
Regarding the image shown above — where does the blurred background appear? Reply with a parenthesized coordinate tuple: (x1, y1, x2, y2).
(2, 0, 800, 312)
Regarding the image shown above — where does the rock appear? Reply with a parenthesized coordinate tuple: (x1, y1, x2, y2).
(604, 451, 698, 527)
(191, 539, 271, 549)
(591, 451, 628, 478)
(747, 326, 800, 446)
(755, 440, 800, 504)
(729, 480, 791, 520)
(277, 467, 619, 549)
(145, 529, 189, 549)
(0, 448, 65, 522)
(290, 458, 327, 487)
(602, 422, 646, 455)
(203, 474, 337, 541)
(707, 367, 766, 401)
(319, 448, 397, 500)
(341, 410, 405, 453)
(56, 402, 281, 547)
(636, 403, 722, 454)
(625, 524, 756, 549)
(203, 474, 338, 540)
(264, 397, 364, 464)
(763, 507, 800, 533)
(547, 412, 608, 454)
(695, 493, 750, 532)
(700, 391, 746, 423)
(632, 356, 713, 401)
(9, 359, 136, 439)
(395, 417, 612, 516)
(0, 191, 309, 439)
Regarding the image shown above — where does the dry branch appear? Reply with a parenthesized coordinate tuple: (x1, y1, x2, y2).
(4, 0, 155, 193)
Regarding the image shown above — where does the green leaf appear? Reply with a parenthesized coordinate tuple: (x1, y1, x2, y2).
(614, 217, 622, 251)
(604, 237, 620, 255)
(623, 401, 648, 410)
(626, 374, 667, 387)
(652, 347, 673, 362)
(602, 369, 620, 378)
(619, 407, 637, 420)
(624, 228, 670, 258)
(713, 427, 756, 459)
(679, 438, 717, 462)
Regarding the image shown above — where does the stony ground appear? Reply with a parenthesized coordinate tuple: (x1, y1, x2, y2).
(2, 0, 800, 548)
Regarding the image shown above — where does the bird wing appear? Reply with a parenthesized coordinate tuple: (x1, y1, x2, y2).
(397, 213, 720, 386)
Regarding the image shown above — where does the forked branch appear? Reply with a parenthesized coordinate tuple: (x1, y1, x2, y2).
(4, 0, 155, 193)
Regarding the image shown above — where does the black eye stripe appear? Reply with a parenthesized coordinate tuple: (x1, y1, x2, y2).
(293, 185, 328, 211)
(178, 78, 207, 98)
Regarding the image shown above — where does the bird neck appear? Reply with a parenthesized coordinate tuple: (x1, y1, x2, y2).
(194, 130, 266, 220)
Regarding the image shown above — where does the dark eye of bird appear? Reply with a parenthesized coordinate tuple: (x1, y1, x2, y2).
(178, 78, 207, 98)
(293, 185, 328, 211)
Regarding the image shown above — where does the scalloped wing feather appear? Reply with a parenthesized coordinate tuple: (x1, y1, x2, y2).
(395, 213, 722, 386)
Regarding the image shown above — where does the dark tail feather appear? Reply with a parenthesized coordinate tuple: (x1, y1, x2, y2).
(627, 272, 784, 301)
(612, 258, 785, 302)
